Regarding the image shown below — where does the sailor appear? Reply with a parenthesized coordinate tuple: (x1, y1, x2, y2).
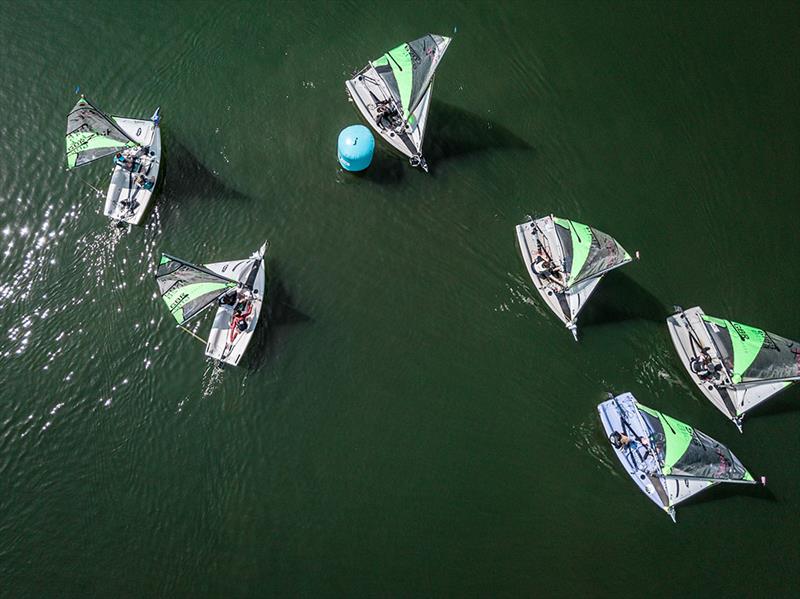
(219, 289, 238, 306)
(378, 110, 395, 130)
(113, 152, 127, 168)
(122, 147, 141, 170)
(135, 174, 154, 190)
(690, 349, 719, 380)
(376, 102, 403, 130)
(230, 294, 253, 335)
(532, 255, 565, 286)
(609, 431, 650, 451)
(233, 289, 252, 313)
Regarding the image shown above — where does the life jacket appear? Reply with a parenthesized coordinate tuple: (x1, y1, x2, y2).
(690, 358, 710, 377)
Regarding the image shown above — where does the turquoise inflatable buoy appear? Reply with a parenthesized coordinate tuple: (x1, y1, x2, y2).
(338, 125, 375, 171)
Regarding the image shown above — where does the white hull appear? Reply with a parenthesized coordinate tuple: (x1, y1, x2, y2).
(667, 307, 791, 429)
(346, 73, 429, 161)
(515, 217, 601, 340)
(598, 395, 675, 518)
(104, 114, 161, 225)
(204, 242, 268, 366)
(598, 393, 716, 522)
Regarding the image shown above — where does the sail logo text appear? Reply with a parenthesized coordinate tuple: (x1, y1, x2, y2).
(66, 132, 98, 154)
(731, 321, 751, 341)
(168, 291, 190, 313)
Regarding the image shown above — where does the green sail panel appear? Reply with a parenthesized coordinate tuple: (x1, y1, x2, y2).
(371, 35, 449, 123)
(702, 315, 800, 384)
(703, 316, 763, 384)
(65, 96, 137, 169)
(371, 55, 403, 111)
(374, 43, 413, 120)
(553, 218, 591, 285)
(155, 254, 237, 325)
(638, 404, 691, 475)
(163, 281, 233, 323)
(638, 404, 752, 481)
(552, 218, 631, 287)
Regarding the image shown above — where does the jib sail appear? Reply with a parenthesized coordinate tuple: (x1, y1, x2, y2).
(65, 96, 137, 169)
(155, 254, 237, 325)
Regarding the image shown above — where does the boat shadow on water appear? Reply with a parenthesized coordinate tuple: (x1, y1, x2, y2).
(350, 152, 406, 185)
(156, 139, 251, 226)
(580, 270, 667, 330)
(242, 263, 313, 372)
(744, 385, 800, 420)
(353, 101, 532, 182)
(675, 477, 777, 514)
(424, 100, 534, 168)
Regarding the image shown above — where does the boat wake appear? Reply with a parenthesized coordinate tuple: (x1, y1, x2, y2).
(201, 360, 225, 399)
(572, 417, 619, 476)
(505, 275, 550, 319)
(633, 346, 693, 397)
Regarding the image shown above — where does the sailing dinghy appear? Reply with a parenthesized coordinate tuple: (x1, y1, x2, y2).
(155, 242, 269, 367)
(345, 34, 451, 172)
(598, 392, 762, 522)
(515, 215, 633, 340)
(65, 95, 161, 225)
(667, 306, 800, 430)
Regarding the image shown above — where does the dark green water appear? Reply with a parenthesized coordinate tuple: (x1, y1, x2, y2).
(1, 0, 799, 595)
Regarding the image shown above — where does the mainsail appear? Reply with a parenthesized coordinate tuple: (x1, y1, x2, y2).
(701, 315, 800, 385)
(552, 218, 631, 287)
(65, 96, 137, 169)
(370, 34, 450, 123)
(637, 404, 752, 484)
(155, 254, 237, 325)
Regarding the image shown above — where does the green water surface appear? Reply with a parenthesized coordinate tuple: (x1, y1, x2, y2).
(1, 1, 798, 596)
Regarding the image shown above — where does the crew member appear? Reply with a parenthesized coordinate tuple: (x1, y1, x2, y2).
(532, 255, 565, 286)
